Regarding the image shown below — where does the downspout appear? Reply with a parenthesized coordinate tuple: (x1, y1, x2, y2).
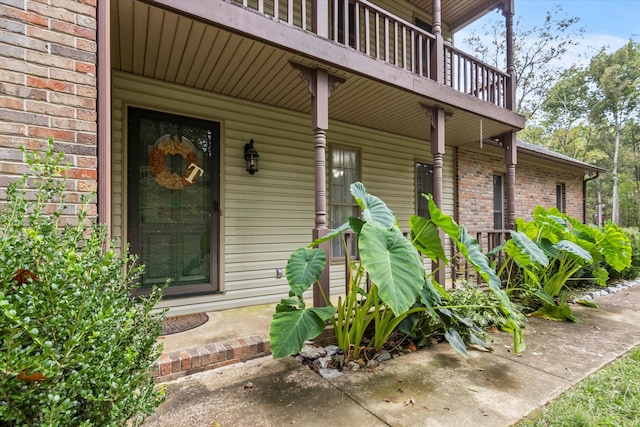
(97, 0, 111, 235)
(583, 172, 600, 224)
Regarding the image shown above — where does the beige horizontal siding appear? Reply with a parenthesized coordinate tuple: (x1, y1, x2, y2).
(113, 71, 456, 313)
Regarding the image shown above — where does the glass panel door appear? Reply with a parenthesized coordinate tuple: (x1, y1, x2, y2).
(128, 107, 220, 298)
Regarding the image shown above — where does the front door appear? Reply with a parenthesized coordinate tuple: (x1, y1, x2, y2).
(127, 107, 220, 298)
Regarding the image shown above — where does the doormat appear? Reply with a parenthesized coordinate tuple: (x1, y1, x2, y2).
(161, 313, 209, 336)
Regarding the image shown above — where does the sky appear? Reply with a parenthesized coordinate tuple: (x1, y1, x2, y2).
(457, 0, 640, 67)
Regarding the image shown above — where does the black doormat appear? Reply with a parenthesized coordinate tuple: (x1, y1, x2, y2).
(161, 313, 209, 336)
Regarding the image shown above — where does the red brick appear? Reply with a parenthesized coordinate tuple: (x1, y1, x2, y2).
(158, 354, 171, 376)
(0, 96, 24, 110)
(180, 351, 191, 371)
(28, 126, 74, 142)
(51, 19, 95, 39)
(62, 167, 97, 180)
(27, 76, 74, 93)
(76, 62, 95, 74)
(1, 5, 49, 27)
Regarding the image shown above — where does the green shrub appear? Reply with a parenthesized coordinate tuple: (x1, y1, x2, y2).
(0, 141, 165, 426)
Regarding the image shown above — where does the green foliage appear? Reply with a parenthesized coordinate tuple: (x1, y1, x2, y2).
(269, 183, 525, 361)
(499, 206, 632, 321)
(0, 140, 165, 426)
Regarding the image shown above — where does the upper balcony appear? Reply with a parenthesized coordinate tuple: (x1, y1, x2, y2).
(117, 0, 524, 144)
(228, 0, 512, 109)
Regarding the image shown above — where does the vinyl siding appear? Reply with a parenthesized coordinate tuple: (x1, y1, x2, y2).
(112, 71, 454, 314)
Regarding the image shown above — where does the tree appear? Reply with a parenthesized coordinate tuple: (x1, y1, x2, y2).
(462, 4, 584, 120)
(587, 41, 640, 224)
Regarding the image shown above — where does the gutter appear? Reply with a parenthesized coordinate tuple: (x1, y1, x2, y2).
(583, 172, 600, 224)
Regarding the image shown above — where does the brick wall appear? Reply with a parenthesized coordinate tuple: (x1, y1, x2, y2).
(0, 0, 98, 218)
(457, 148, 586, 232)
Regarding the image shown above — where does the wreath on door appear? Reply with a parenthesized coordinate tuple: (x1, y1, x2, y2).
(148, 133, 201, 190)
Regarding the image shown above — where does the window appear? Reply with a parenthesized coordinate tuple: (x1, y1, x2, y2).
(416, 161, 434, 218)
(493, 175, 504, 229)
(331, 147, 359, 258)
(556, 183, 566, 212)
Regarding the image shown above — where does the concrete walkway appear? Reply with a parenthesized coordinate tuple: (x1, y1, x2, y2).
(144, 281, 640, 426)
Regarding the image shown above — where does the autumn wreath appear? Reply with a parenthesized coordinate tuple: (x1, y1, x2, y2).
(148, 134, 201, 190)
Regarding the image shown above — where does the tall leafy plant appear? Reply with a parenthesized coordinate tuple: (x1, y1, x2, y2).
(0, 141, 165, 425)
(497, 206, 632, 321)
(270, 183, 525, 360)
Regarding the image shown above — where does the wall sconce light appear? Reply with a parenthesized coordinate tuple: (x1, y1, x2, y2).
(244, 139, 259, 175)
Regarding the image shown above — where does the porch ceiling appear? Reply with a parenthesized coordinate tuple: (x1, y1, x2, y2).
(112, 0, 511, 147)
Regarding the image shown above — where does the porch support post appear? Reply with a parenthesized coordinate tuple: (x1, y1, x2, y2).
(430, 106, 446, 287)
(430, 0, 444, 83)
(97, 0, 111, 234)
(291, 62, 345, 307)
(504, 132, 517, 230)
(312, 0, 328, 38)
(503, 0, 516, 111)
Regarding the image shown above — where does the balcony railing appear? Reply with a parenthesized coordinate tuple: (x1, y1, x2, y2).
(231, 0, 510, 108)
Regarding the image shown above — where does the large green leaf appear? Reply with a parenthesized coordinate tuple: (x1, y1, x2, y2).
(444, 327, 468, 358)
(286, 247, 326, 297)
(425, 195, 459, 238)
(593, 267, 609, 286)
(350, 182, 396, 228)
(409, 215, 447, 262)
(509, 230, 549, 267)
(601, 222, 632, 272)
(530, 302, 578, 322)
(308, 222, 351, 247)
(553, 240, 592, 262)
(269, 306, 336, 358)
(358, 223, 424, 316)
(457, 226, 506, 303)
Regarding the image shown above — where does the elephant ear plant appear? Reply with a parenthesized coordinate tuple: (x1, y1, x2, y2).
(496, 206, 632, 321)
(270, 182, 525, 361)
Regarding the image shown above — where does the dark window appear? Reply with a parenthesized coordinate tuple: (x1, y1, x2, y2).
(331, 147, 359, 259)
(416, 161, 434, 218)
(493, 175, 504, 229)
(556, 183, 566, 212)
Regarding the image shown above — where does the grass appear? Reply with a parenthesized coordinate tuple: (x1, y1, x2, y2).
(515, 345, 640, 427)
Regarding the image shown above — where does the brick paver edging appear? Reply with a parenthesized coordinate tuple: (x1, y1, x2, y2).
(151, 336, 271, 383)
